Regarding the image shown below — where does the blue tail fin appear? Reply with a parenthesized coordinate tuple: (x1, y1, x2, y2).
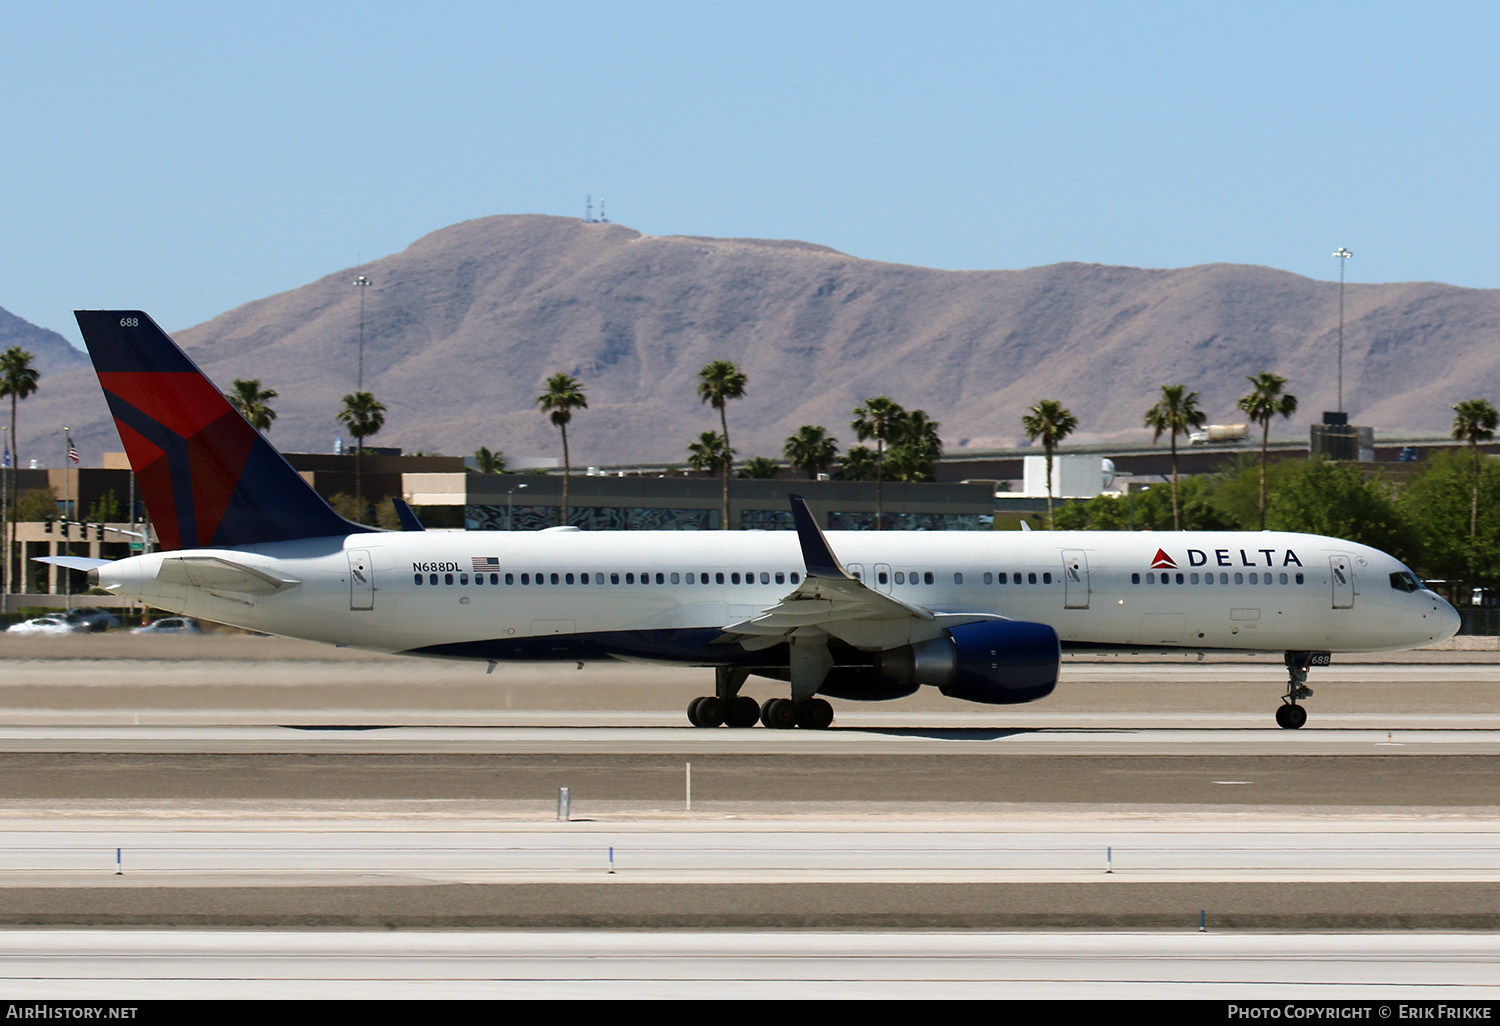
(74, 310, 373, 549)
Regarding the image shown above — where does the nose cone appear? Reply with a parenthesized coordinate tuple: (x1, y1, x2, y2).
(1437, 595, 1462, 642)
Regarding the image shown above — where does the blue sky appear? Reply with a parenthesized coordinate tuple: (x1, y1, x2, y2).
(4, 1, 1497, 345)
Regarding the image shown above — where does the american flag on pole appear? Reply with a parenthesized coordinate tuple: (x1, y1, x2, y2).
(66, 432, 79, 464)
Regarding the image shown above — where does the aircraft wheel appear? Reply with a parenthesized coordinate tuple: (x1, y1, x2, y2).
(1275, 704, 1307, 730)
(760, 698, 798, 730)
(686, 696, 705, 727)
(695, 696, 726, 728)
(796, 698, 834, 730)
(725, 695, 760, 728)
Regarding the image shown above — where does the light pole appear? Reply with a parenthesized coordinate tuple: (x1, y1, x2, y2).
(1333, 248, 1352, 412)
(353, 275, 372, 390)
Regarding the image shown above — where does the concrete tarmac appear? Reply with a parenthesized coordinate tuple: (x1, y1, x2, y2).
(0, 633, 1496, 938)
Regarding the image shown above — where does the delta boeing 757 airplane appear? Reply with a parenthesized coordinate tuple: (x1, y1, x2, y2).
(55, 311, 1460, 730)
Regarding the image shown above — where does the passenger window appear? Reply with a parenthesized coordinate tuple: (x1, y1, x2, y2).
(521, 573, 530, 585)
(775, 572, 785, 585)
(1132, 573, 1140, 584)
(760, 572, 770, 584)
(656, 573, 666, 584)
(1175, 573, 1183, 585)
(550, 573, 560, 585)
(414, 574, 422, 585)
(460, 573, 469, 586)
(1190, 573, 1199, 584)
(1146, 572, 1155, 584)
(611, 573, 620, 584)
(1043, 572, 1052, 584)
(579, 573, 589, 585)
(430, 574, 439, 586)
(954, 572, 963, 584)
(506, 573, 514, 585)
(1028, 572, 1037, 584)
(790, 572, 800, 583)
(1296, 573, 1305, 585)
(1013, 573, 1023, 584)
(924, 572, 934, 585)
(1234, 573, 1244, 585)
(878, 572, 888, 584)
(983, 572, 993, 585)
(625, 572, 635, 584)
(670, 572, 680, 584)
(1220, 573, 1229, 584)
(1249, 572, 1259, 584)
(732, 573, 741, 584)
(894, 572, 905, 584)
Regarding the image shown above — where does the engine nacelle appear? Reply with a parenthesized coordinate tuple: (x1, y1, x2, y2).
(876, 619, 1060, 705)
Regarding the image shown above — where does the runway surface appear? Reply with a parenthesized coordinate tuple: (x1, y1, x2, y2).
(3, 931, 1499, 999)
(0, 634, 1495, 996)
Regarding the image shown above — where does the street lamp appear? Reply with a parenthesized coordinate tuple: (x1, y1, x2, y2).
(353, 275, 373, 390)
(1333, 248, 1352, 412)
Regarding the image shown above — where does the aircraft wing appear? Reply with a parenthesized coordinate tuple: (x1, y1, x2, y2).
(32, 555, 114, 573)
(720, 496, 991, 651)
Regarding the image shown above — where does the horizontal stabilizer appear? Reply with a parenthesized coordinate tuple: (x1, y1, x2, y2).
(156, 556, 301, 595)
(32, 555, 113, 572)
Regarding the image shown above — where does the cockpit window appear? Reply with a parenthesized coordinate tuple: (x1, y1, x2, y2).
(1389, 571, 1425, 593)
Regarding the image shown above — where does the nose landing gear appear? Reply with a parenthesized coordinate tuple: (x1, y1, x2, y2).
(1276, 651, 1329, 729)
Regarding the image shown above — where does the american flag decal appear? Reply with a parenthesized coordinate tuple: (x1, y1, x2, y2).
(472, 556, 500, 572)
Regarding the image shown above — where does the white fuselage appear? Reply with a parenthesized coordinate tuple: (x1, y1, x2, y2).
(97, 528, 1460, 661)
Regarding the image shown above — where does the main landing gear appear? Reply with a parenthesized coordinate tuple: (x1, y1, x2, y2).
(1276, 651, 1328, 729)
(685, 668, 835, 729)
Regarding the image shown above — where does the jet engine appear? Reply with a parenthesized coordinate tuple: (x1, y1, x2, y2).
(873, 619, 1060, 705)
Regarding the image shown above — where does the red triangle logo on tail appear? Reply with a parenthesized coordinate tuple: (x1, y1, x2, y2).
(1151, 549, 1177, 569)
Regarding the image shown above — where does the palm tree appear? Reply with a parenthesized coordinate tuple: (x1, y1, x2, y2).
(0, 346, 39, 595)
(697, 360, 748, 530)
(1143, 384, 1207, 530)
(737, 456, 782, 479)
(1237, 372, 1299, 530)
(537, 373, 588, 525)
(1451, 397, 1499, 539)
(783, 425, 839, 480)
(226, 378, 278, 433)
(686, 431, 730, 474)
(473, 446, 506, 474)
(336, 391, 387, 517)
(886, 408, 943, 483)
(851, 396, 905, 529)
(1021, 399, 1079, 529)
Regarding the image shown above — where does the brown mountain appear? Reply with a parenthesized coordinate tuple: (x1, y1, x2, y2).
(16, 214, 1500, 468)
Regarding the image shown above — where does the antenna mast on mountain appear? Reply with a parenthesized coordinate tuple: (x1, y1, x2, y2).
(599, 197, 608, 223)
(585, 196, 594, 223)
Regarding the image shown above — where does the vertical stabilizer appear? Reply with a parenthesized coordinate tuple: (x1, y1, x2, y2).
(74, 310, 372, 549)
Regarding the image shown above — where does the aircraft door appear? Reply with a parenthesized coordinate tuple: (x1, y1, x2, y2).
(1330, 554, 1354, 609)
(1062, 549, 1090, 609)
(348, 549, 374, 610)
(873, 563, 893, 594)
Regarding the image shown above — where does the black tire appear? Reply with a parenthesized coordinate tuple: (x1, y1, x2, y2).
(761, 698, 798, 730)
(686, 696, 706, 727)
(725, 695, 760, 728)
(696, 696, 726, 728)
(796, 698, 834, 730)
(1275, 704, 1307, 730)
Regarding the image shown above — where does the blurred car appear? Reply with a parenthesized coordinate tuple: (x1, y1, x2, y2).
(131, 617, 203, 635)
(6, 616, 83, 636)
(62, 608, 122, 633)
